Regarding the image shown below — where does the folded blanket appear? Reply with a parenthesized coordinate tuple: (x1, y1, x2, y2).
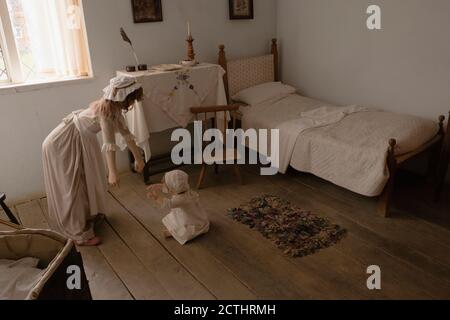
(276, 105, 374, 173)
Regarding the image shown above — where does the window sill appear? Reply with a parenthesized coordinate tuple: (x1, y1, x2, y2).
(0, 76, 95, 95)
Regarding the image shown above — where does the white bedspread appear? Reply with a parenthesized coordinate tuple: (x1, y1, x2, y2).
(241, 94, 439, 197)
(276, 105, 373, 174)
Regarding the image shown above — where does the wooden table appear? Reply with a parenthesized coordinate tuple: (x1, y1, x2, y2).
(118, 64, 228, 183)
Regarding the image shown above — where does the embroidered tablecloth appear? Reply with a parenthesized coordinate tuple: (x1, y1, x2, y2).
(117, 64, 228, 161)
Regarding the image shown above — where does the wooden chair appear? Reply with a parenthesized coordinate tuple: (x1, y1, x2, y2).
(190, 105, 243, 189)
(435, 113, 450, 200)
(0, 192, 20, 225)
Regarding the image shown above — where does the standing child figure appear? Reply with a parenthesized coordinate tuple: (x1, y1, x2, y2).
(147, 170, 210, 245)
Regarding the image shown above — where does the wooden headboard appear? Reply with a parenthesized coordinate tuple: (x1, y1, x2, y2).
(218, 39, 279, 102)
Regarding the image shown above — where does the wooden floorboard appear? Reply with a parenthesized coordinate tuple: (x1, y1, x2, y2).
(254, 170, 450, 292)
(0, 198, 21, 226)
(95, 221, 172, 300)
(202, 187, 380, 299)
(268, 170, 450, 283)
(15, 200, 47, 229)
(7, 165, 449, 300)
(122, 174, 344, 299)
(178, 165, 449, 299)
(247, 168, 450, 297)
(0, 210, 8, 226)
(195, 170, 430, 299)
(74, 245, 134, 300)
(105, 192, 215, 300)
(38, 199, 134, 300)
(0, 210, 19, 231)
(40, 195, 172, 300)
(288, 171, 450, 251)
(267, 190, 447, 299)
(110, 175, 257, 300)
(182, 172, 378, 299)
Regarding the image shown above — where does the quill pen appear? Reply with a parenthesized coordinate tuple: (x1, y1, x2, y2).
(120, 27, 140, 66)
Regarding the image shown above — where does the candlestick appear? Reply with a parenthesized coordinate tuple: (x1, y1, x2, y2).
(186, 35, 195, 61)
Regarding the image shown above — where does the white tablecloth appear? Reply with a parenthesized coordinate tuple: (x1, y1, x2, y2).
(117, 64, 227, 161)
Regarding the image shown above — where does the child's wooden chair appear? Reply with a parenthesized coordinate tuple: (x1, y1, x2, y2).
(190, 105, 243, 189)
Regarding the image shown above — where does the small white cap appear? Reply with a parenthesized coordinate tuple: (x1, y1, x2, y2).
(164, 170, 190, 194)
(103, 76, 142, 102)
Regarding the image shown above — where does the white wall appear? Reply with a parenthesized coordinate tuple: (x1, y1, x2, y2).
(0, 0, 277, 202)
(277, 0, 450, 120)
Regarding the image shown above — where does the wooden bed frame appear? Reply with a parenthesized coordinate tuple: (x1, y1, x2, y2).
(436, 112, 450, 200)
(217, 38, 448, 217)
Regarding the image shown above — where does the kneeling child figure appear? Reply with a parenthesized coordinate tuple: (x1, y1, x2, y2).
(147, 170, 210, 245)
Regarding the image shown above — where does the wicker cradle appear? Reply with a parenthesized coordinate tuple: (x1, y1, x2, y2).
(0, 224, 92, 300)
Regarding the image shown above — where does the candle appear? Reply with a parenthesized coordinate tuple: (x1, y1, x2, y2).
(187, 21, 191, 38)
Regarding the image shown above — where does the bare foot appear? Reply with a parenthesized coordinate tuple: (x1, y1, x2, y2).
(163, 229, 173, 239)
(77, 236, 102, 247)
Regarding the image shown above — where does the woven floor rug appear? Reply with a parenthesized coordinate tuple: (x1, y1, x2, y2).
(228, 195, 347, 258)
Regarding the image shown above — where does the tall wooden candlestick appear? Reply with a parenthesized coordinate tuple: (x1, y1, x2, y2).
(186, 35, 195, 61)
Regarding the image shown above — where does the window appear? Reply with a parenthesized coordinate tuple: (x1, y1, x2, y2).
(0, 0, 91, 86)
(0, 44, 8, 81)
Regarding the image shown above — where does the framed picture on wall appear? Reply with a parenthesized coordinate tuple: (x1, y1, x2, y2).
(131, 0, 163, 23)
(229, 0, 254, 20)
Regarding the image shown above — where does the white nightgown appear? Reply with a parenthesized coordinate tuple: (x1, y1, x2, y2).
(42, 104, 134, 242)
(162, 191, 210, 245)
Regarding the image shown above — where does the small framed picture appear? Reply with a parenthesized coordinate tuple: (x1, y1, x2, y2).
(229, 0, 254, 20)
(131, 0, 163, 23)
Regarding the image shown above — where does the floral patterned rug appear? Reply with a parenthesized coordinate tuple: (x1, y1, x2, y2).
(228, 195, 347, 258)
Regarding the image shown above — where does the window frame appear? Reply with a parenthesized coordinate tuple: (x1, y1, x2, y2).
(0, 0, 23, 83)
(0, 41, 10, 83)
(0, 0, 93, 88)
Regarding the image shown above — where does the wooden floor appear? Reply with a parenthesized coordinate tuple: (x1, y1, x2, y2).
(1, 165, 449, 300)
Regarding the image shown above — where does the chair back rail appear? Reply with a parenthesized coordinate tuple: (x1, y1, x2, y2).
(190, 105, 240, 154)
(190, 105, 244, 188)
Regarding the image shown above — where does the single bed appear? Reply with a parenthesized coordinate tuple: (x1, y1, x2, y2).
(217, 39, 447, 217)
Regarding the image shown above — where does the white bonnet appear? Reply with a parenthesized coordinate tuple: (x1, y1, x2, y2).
(164, 170, 191, 194)
(103, 75, 142, 102)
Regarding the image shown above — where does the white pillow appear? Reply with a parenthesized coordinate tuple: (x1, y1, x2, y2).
(232, 82, 297, 106)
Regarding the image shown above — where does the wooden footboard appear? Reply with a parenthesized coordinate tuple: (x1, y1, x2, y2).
(435, 112, 450, 200)
(378, 139, 398, 217)
(379, 114, 447, 217)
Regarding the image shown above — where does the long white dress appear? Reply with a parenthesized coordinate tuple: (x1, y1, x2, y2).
(42, 105, 134, 242)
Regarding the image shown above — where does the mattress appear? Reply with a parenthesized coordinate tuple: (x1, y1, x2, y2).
(241, 94, 439, 197)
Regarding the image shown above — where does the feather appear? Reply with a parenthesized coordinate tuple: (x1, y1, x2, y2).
(120, 27, 133, 46)
(120, 27, 140, 66)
